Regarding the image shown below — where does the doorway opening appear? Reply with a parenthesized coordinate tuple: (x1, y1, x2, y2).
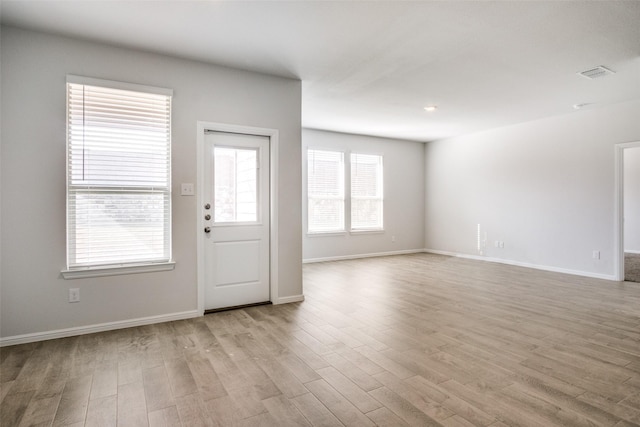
(615, 141, 640, 282)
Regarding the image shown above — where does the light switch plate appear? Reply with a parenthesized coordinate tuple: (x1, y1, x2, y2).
(181, 183, 195, 196)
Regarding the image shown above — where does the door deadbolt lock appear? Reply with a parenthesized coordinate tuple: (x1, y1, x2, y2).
(204, 214, 211, 221)
(204, 227, 211, 233)
(204, 203, 211, 210)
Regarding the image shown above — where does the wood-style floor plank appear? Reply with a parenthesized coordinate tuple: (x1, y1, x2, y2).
(368, 386, 442, 427)
(262, 394, 313, 426)
(84, 394, 117, 427)
(147, 405, 181, 427)
(305, 379, 375, 427)
(174, 393, 213, 427)
(366, 406, 412, 427)
(17, 394, 60, 427)
(1, 389, 35, 426)
(2, 253, 640, 426)
(142, 365, 175, 413)
(52, 375, 92, 426)
(291, 392, 344, 427)
(372, 371, 455, 422)
(117, 381, 148, 427)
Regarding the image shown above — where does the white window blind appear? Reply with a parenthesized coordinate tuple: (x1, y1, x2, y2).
(351, 153, 383, 230)
(307, 149, 345, 233)
(66, 77, 172, 269)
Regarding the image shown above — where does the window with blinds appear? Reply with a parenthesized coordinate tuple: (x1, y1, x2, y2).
(351, 153, 384, 230)
(66, 76, 172, 269)
(307, 149, 345, 233)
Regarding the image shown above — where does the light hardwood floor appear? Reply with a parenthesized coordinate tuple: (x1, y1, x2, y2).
(2, 253, 640, 426)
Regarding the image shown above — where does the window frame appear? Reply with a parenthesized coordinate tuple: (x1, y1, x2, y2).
(62, 75, 175, 279)
(306, 148, 346, 234)
(306, 148, 384, 236)
(350, 152, 384, 232)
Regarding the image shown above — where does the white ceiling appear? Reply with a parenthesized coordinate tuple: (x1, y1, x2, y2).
(2, 1, 639, 142)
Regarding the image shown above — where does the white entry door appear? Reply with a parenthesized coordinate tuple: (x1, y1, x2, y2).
(203, 131, 270, 310)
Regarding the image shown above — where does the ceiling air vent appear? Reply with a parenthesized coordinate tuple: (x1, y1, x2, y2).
(578, 66, 615, 80)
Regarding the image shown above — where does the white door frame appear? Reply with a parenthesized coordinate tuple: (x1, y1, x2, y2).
(196, 121, 279, 314)
(614, 140, 640, 281)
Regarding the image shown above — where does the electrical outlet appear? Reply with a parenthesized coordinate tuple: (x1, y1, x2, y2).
(181, 183, 195, 196)
(69, 288, 80, 303)
(499, 241, 505, 248)
(392, 235, 396, 243)
(592, 250, 600, 260)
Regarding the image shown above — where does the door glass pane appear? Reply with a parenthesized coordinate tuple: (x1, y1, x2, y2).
(214, 147, 258, 222)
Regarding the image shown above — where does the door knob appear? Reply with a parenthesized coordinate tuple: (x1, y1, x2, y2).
(204, 227, 211, 233)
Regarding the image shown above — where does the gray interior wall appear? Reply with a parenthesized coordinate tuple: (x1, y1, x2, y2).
(624, 147, 640, 252)
(0, 26, 302, 339)
(425, 100, 640, 278)
(302, 129, 425, 261)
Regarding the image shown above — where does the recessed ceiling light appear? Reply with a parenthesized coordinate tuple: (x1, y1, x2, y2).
(424, 106, 437, 112)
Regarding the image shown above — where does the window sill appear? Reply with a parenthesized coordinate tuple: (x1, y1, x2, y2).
(61, 261, 176, 280)
(307, 231, 348, 237)
(306, 229, 385, 237)
(350, 229, 385, 235)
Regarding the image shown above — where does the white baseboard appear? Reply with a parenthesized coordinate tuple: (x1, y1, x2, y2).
(0, 310, 201, 347)
(303, 249, 425, 264)
(625, 250, 640, 255)
(274, 294, 305, 304)
(424, 249, 617, 281)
